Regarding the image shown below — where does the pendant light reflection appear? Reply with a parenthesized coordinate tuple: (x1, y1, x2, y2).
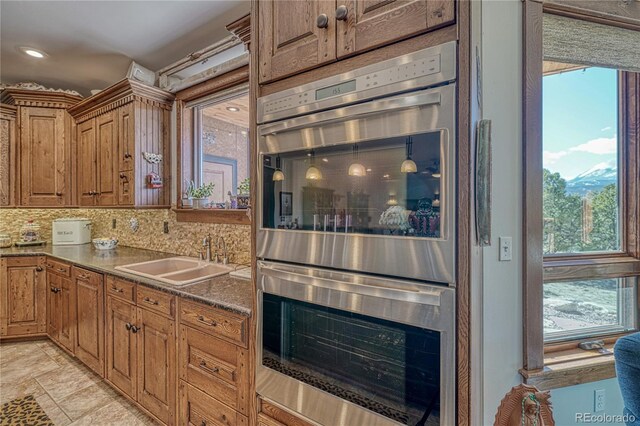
(348, 144, 366, 177)
(272, 155, 285, 181)
(305, 150, 323, 180)
(400, 136, 417, 173)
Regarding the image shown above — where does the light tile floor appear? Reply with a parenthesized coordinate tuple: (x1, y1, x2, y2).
(0, 340, 156, 425)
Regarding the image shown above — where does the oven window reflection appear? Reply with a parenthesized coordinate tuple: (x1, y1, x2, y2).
(262, 293, 442, 425)
(262, 132, 443, 237)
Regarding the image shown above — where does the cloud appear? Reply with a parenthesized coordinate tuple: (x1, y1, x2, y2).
(569, 136, 617, 155)
(543, 150, 568, 164)
(601, 126, 612, 132)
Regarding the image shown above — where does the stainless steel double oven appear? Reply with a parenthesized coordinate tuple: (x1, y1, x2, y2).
(256, 41, 457, 426)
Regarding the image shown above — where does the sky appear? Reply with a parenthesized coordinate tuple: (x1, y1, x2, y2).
(542, 67, 618, 180)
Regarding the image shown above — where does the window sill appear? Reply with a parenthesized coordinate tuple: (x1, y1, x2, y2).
(173, 208, 251, 225)
(520, 347, 617, 390)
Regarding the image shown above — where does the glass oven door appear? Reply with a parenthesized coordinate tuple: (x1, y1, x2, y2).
(257, 84, 456, 284)
(256, 261, 455, 426)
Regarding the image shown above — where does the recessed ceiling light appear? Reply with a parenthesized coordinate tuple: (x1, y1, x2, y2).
(19, 47, 47, 58)
(226, 106, 240, 112)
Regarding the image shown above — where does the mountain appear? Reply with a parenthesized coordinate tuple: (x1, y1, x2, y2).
(566, 163, 617, 196)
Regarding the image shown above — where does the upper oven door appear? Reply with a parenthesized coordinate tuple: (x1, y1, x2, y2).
(257, 83, 456, 284)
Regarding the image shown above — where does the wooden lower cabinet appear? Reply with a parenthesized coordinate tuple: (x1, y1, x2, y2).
(179, 381, 247, 426)
(0, 256, 46, 338)
(46, 260, 75, 353)
(136, 306, 176, 425)
(106, 295, 137, 399)
(73, 266, 104, 376)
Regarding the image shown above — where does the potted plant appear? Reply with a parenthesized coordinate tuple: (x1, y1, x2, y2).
(236, 178, 250, 209)
(182, 180, 195, 208)
(188, 182, 215, 209)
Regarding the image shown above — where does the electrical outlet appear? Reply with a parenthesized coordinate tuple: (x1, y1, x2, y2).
(163, 221, 169, 234)
(112, 218, 116, 229)
(594, 389, 606, 412)
(499, 237, 512, 261)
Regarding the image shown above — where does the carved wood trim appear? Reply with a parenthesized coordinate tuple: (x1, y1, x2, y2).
(226, 13, 251, 49)
(68, 79, 174, 122)
(0, 89, 83, 109)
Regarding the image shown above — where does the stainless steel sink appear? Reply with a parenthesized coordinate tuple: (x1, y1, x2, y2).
(115, 257, 234, 286)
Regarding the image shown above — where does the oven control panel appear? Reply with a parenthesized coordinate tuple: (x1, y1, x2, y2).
(258, 41, 455, 123)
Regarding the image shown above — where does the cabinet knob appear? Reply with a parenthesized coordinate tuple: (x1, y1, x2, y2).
(336, 5, 349, 21)
(124, 153, 132, 159)
(316, 13, 329, 29)
(56, 192, 63, 196)
(131, 325, 139, 333)
(125, 323, 132, 331)
(36, 266, 43, 272)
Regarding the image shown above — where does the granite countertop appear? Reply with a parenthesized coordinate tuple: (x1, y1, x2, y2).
(0, 244, 253, 316)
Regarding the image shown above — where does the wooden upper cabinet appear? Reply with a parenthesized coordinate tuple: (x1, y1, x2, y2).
(0, 256, 47, 338)
(77, 119, 98, 206)
(259, 0, 337, 83)
(96, 111, 118, 206)
(0, 104, 17, 206)
(257, 0, 455, 83)
(337, 0, 455, 58)
(69, 79, 174, 208)
(1, 89, 82, 207)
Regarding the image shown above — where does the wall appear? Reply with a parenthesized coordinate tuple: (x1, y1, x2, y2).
(479, 1, 626, 425)
(0, 208, 251, 265)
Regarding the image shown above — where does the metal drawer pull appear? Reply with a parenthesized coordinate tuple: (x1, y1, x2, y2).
(77, 273, 90, 280)
(131, 325, 139, 333)
(200, 421, 206, 426)
(58, 268, 66, 273)
(143, 297, 159, 305)
(196, 315, 217, 327)
(111, 286, 124, 293)
(199, 360, 219, 374)
(125, 323, 132, 331)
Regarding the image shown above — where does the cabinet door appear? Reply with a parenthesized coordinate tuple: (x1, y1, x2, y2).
(106, 295, 137, 400)
(0, 256, 46, 337)
(77, 119, 97, 206)
(118, 103, 135, 172)
(74, 267, 104, 376)
(336, 0, 455, 58)
(136, 307, 176, 425)
(1, 107, 17, 206)
(96, 111, 119, 206)
(258, 0, 336, 83)
(46, 272, 61, 342)
(19, 107, 68, 206)
(58, 275, 76, 354)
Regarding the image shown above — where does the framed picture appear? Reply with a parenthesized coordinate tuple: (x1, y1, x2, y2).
(280, 191, 293, 216)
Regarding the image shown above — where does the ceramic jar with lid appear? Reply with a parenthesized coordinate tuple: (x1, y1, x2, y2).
(20, 220, 41, 242)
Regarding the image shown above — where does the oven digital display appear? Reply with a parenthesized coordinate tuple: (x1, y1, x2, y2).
(315, 80, 356, 100)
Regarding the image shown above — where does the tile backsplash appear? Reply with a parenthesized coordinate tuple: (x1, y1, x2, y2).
(0, 208, 251, 265)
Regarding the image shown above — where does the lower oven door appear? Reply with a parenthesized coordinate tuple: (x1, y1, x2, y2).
(256, 261, 455, 426)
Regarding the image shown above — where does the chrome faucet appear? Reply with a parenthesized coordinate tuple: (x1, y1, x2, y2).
(215, 236, 228, 264)
(201, 234, 213, 262)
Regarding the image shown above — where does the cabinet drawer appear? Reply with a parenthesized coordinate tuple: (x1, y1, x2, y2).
(106, 276, 135, 303)
(46, 258, 71, 277)
(179, 381, 247, 426)
(72, 266, 102, 284)
(259, 400, 315, 426)
(179, 325, 249, 415)
(179, 300, 247, 347)
(136, 286, 175, 318)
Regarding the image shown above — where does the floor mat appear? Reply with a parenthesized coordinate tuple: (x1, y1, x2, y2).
(0, 395, 54, 426)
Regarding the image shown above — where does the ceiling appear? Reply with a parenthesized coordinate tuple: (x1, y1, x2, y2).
(202, 93, 249, 128)
(0, 1, 249, 97)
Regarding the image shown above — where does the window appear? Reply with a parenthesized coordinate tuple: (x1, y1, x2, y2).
(523, 7, 640, 375)
(192, 87, 249, 206)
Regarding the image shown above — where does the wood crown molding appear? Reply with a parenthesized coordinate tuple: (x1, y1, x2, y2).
(0, 103, 17, 117)
(0, 89, 83, 109)
(226, 13, 251, 48)
(175, 66, 249, 102)
(68, 79, 175, 122)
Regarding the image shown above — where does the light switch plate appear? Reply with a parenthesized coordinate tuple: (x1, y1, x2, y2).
(499, 237, 512, 261)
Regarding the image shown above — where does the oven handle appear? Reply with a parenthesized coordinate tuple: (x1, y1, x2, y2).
(259, 261, 447, 307)
(258, 89, 442, 136)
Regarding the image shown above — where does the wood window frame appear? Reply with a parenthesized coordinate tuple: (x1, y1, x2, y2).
(522, 0, 640, 387)
(175, 65, 251, 224)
